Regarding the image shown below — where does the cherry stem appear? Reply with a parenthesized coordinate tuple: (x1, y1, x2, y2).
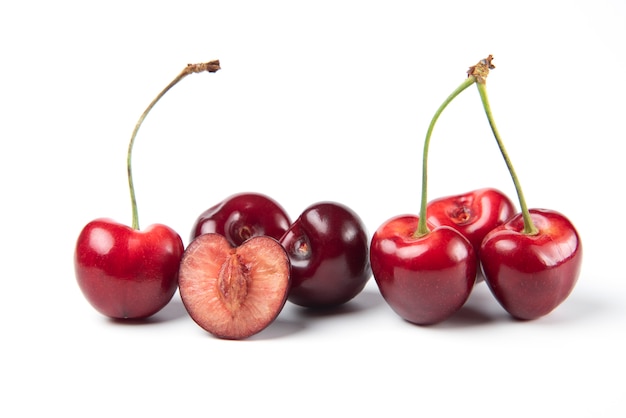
(475, 78, 538, 235)
(127, 60, 221, 230)
(415, 74, 477, 237)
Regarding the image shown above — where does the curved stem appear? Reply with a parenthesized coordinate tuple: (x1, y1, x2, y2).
(414, 76, 477, 237)
(475, 82, 538, 235)
(127, 60, 220, 230)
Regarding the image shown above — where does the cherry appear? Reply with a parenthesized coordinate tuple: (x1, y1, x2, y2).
(480, 210, 582, 320)
(426, 188, 515, 253)
(178, 233, 291, 339)
(470, 55, 582, 319)
(75, 219, 183, 319)
(74, 60, 220, 319)
(370, 216, 476, 325)
(279, 202, 371, 308)
(191, 192, 291, 247)
(370, 62, 481, 325)
(426, 187, 515, 282)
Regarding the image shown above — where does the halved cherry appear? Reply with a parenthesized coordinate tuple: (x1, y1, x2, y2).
(178, 233, 291, 339)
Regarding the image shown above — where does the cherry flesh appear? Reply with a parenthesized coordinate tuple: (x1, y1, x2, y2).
(191, 192, 291, 247)
(178, 233, 291, 339)
(279, 202, 371, 308)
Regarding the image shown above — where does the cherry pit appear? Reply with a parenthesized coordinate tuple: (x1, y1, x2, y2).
(74, 56, 582, 339)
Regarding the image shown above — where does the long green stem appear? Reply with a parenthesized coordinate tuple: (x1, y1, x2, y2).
(414, 76, 477, 237)
(475, 82, 538, 235)
(127, 60, 220, 230)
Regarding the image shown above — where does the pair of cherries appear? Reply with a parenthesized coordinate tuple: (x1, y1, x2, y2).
(191, 192, 370, 310)
(175, 192, 370, 340)
(370, 56, 582, 325)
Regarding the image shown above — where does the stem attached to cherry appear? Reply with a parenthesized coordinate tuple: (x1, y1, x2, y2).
(415, 57, 492, 237)
(127, 60, 221, 230)
(415, 55, 537, 237)
(472, 64, 538, 235)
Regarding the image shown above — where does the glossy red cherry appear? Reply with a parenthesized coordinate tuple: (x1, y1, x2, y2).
(426, 187, 515, 253)
(370, 57, 492, 325)
(75, 219, 184, 319)
(191, 192, 291, 247)
(74, 60, 220, 319)
(480, 209, 582, 320)
(370, 215, 476, 325)
(471, 56, 583, 320)
(279, 202, 371, 308)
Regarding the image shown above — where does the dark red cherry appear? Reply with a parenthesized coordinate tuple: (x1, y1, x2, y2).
(279, 202, 371, 308)
(191, 192, 291, 247)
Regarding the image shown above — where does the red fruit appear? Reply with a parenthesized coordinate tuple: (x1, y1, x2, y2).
(426, 187, 515, 253)
(370, 215, 476, 325)
(74, 218, 184, 319)
(191, 192, 291, 246)
(178, 233, 291, 339)
(480, 209, 582, 320)
(279, 201, 371, 308)
(73, 60, 219, 320)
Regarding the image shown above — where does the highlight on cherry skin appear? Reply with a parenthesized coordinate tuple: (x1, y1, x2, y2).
(191, 192, 291, 247)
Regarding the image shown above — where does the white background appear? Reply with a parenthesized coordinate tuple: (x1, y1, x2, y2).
(2, 1, 625, 416)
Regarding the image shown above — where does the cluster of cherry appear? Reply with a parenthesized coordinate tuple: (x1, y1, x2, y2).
(74, 56, 582, 340)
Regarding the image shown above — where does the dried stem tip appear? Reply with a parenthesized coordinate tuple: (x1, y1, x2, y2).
(185, 60, 221, 75)
(467, 55, 495, 84)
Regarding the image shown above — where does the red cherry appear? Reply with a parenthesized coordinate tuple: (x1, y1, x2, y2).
(369, 58, 486, 325)
(426, 187, 515, 252)
(191, 192, 291, 247)
(279, 202, 371, 308)
(75, 219, 184, 319)
(370, 215, 476, 325)
(480, 209, 582, 320)
(74, 61, 220, 319)
(470, 58, 583, 320)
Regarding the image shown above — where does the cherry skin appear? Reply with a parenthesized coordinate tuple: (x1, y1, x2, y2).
(74, 218, 184, 319)
(480, 209, 582, 320)
(370, 215, 476, 325)
(191, 192, 291, 247)
(426, 187, 515, 253)
(279, 202, 371, 308)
